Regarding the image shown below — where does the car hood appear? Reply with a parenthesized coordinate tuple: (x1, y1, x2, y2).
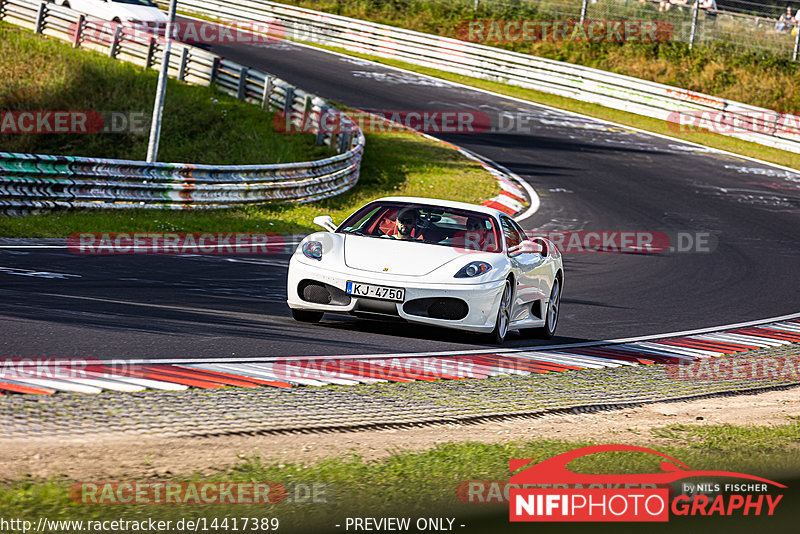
(343, 235, 465, 276)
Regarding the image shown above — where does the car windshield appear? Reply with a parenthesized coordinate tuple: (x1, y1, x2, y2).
(337, 201, 501, 253)
(112, 0, 158, 7)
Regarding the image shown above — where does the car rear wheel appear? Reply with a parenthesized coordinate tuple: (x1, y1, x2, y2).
(291, 309, 323, 323)
(490, 280, 512, 344)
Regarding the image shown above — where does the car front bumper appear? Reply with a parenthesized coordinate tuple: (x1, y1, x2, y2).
(286, 257, 506, 333)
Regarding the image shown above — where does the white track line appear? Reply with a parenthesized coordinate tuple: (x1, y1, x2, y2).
(513, 351, 608, 369)
(697, 333, 788, 347)
(102, 374, 188, 391)
(764, 323, 800, 333)
(610, 344, 697, 361)
(536, 351, 626, 368)
(638, 342, 720, 358)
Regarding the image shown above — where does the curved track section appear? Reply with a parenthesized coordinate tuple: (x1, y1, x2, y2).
(1, 39, 799, 359)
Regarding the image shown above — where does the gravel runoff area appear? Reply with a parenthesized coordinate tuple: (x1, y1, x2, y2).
(1, 345, 798, 439)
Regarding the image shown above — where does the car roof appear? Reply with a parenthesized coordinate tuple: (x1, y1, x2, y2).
(373, 196, 505, 219)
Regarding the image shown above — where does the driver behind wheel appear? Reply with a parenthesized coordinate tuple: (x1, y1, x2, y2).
(393, 208, 423, 240)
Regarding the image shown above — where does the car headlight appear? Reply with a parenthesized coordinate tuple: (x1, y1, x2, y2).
(302, 240, 323, 260)
(455, 261, 491, 278)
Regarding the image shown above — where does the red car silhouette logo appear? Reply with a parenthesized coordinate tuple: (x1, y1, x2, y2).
(510, 444, 785, 487)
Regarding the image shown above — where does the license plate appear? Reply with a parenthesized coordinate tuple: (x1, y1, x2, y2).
(346, 281, 405, 302)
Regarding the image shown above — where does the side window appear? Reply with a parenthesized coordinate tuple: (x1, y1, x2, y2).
(500, 217, 524, 250)
(509, 219, 529, 242)
(342, 206, 381, 232)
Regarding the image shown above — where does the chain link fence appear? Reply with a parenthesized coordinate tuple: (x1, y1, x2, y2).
(439, 0, 800, 59)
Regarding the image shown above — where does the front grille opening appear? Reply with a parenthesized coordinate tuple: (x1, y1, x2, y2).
(298, 280, 351, 306)
(403, 298, 469, 320)
(354, 298, 400, 317)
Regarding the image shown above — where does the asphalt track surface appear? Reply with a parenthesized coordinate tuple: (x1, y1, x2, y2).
(1, 38, 799, 360)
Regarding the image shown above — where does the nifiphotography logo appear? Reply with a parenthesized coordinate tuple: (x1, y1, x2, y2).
(507, 445, 785, 522)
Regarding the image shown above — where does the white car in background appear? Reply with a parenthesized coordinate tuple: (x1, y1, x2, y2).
(56, 0, 167, 27)
(287, 197, 564, 343)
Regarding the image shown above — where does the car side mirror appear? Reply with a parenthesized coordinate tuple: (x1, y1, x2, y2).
(508, 239, 544, 257)
(313, 215, 337, 232)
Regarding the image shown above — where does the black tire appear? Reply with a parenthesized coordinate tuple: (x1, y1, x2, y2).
(529, 278, 561, 339)
(291, 308, 323, 323)
(489, 279, 512, 344)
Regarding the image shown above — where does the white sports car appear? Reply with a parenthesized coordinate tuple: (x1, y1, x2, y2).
(56, 0, 168, 27)
(286, 197, 563, 343)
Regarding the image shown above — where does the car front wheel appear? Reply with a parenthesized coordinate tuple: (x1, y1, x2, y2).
(490, 279, 512, 344)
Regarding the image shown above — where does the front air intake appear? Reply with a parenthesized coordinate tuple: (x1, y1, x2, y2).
(403, 298, 468, 320)
(298, 280, 351, 305)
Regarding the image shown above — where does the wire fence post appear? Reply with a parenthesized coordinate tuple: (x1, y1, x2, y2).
(473, 0, 479, 10)
(794, 25, 800, 61)
(689, 0, 699, 50)
(579, 0, 588, 24)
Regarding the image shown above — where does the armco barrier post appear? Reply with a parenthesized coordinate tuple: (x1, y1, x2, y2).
(689, 0, 699, 50)
(0, 0, 6, 21)
(72, 13, 84, 48)
(303, 95, 312, 121)
(261, 75, 273, 110)
(145, 36, 156, 68)
(210, 56, 220, 83)
(34, 2, 45, 34)
(108, 24, 122, 58)
(316, 105, 328, 146)
(283, 87, 295, 113)
(237, 67, 249, 100)
(178, 47, 189, 81)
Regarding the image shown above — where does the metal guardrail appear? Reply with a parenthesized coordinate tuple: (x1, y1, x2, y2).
(0, 0, 364, 209)
(176, 0, 800, 155)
